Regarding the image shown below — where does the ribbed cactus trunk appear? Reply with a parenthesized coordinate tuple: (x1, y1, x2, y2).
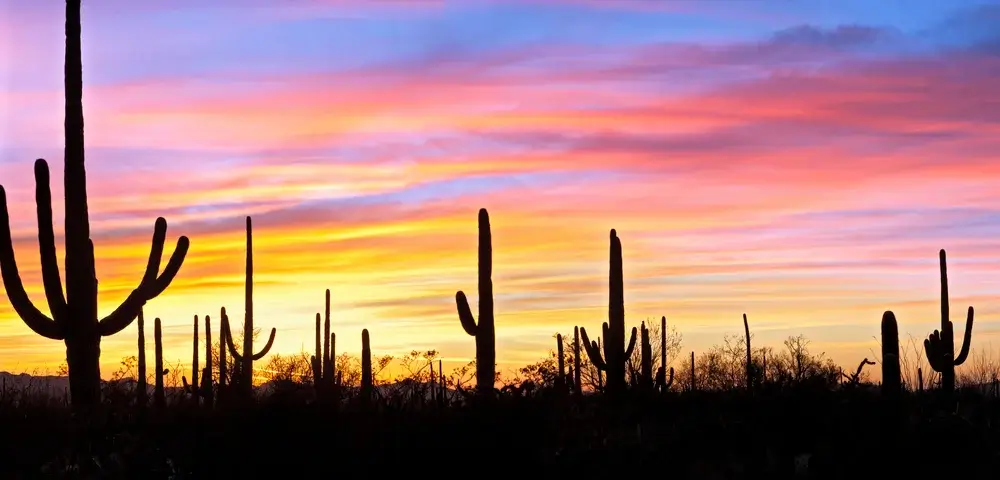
(137, 309, 147, 407)
(361, 329, 373, 402)
(743, 314, 752, 392)
(579, 230, 637, 396)
(154, 317, 165, 409)
(924, 250, 974, 402)
(0, 0, 188, 412)
(455, 209, 496, 396)
(573, 326, 582, 396)
(881, 311, 901, 397)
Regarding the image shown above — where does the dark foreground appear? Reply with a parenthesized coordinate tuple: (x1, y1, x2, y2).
(3, 387, 999, 479)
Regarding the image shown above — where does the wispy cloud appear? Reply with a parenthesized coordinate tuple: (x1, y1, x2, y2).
(1, 1, 998, 379)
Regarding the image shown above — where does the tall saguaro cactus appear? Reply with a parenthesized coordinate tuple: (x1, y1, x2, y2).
(557, 334, 566, 390)
(223, 217, 277, 397)
(0, 0, 189, 410)
(580, 229, 637, 395)
(924, 249, 974, 396)
(455, 208, 496, 396)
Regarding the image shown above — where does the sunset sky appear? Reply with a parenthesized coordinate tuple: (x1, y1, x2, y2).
(1, 0, 999, 381)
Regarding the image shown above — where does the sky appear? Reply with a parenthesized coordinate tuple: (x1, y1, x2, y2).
(1, 0, 999, 381)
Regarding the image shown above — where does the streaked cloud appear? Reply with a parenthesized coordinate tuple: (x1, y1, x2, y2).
(1, 0, 998, 380)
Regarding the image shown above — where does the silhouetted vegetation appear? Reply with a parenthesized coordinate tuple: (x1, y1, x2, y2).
(2, 1, 1000, 478)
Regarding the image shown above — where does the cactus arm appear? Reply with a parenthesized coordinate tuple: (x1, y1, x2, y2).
(924, 332, 944, 372)
(0, 187, 63, 340)
(251, 327, 277, 361)
(953, 306, 974, 366)
(456, 291, 478, 336)
(579, 327, 607, 370)
(98, 217, 189, 336)
(624, 326, 637, 358)
(33, 160, 67, 322)
(665, 367, 674, 389)
(222, 311, 244, 362)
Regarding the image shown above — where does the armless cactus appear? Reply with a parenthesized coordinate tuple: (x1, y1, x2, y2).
(573, 326, 582, 396)
(743, 314, 753, 391)
(881, 311, 901, 397)
(137, 309, 148, 407)
(455, 208, 496, 396)
(218, 307, 228, 392)
(0, 0, 189, 410)
(924, 250, 974, 396)
(223, 217, 277, 397)
(153, 318, 169, 409)
(181, 316, 200, 405)
(580, 229, 637, 396)
(361, 329, 373, 402)
(556, 334, 566, 390)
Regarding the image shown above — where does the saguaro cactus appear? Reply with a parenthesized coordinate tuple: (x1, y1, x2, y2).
(655, 316, 674, 392)
(573, 326, 582, 396)
(311, 290, 337, 393)
(580, 229, 637, 395)
(0, 0, 189, 410)
(361, 329, 373, 401)
(183, 315, 213, 406)
(639, 321, 652, 388)
(223, 217, 277, 397)
(881, 311, 901, 397)
(218, 308, 228, 392)
(557, 334, 566, 390)
(153, 318, 169, 409)
(924, 249, 974, 396)
(137, 309, 148, 406)
(455, 208, 496, 396)
(743, 314, 753, 391)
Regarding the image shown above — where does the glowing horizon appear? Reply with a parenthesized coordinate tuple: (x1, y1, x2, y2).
(1, 0, 999, 381)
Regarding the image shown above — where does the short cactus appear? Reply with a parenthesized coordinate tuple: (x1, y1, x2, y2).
(639, 321, 652, 388)
(361, 329, 373, 402)
(573, 326, 582, 396)
(153, 317, 169, 409)
(137, 309, 148, 407)
(881, 311, 901, 397)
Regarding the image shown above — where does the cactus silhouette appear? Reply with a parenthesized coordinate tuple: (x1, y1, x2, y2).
(924, 249, 974, 397)
(153, 318, 169, 409)
(137, 309, 148, 407)
(639, 321, 652, 388)
(181, 316, 200, 405)
(655, 316, 674, 392)
(743, 314, 753, 391)
(573, 326, 582, 396)
(361, 329, 373, 402)
(881, 311, 901, 397)
(557, 334, 566, 390)
(455, 208, 496, 396)
(689, 351, 696, 391)
(0, 0, 189, 411)
(580, 229, 637, 395)
(183, 315, 213, 407)
(218, 307, 228, 394)
(223, 217, 277, 397)
(311, 290, 337, 396)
